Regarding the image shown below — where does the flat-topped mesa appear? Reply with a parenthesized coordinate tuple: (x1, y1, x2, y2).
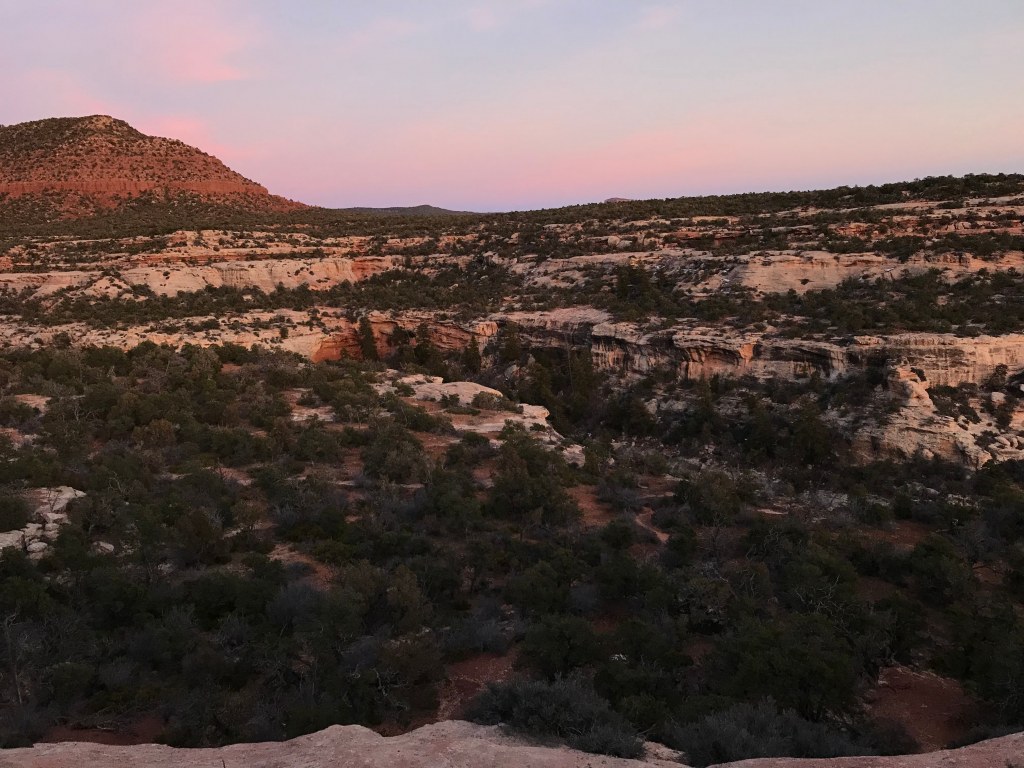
(0, 115, 302, 214)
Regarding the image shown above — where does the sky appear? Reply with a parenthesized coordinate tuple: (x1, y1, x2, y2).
(1, 0, 1022, 211)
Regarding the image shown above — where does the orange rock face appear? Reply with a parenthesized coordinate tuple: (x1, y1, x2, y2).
(310, 312, 497, 363)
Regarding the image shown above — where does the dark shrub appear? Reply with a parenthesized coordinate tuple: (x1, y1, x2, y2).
(521, 615, 602, 678)
(0, 495, 30, 533)
(665, 699, 867, 766)
(360, 419, 430, 483)
(467, 677, 643, 759)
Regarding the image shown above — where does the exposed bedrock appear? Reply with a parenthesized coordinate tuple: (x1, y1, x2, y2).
(0, 255, 401, 297)
(311, 311, 498, 363)
(8, 302, 1024, 391)
(0, 721, 1020, 768)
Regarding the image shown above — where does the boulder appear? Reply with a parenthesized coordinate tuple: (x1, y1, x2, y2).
(0, 530, 24, 551)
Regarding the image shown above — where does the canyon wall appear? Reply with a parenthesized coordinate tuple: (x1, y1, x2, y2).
(721, 250, 1021, 295)
(6, 302, 1023, 391)
(312, 311, 498, 362)
(5, 306, 1024, 468)
(0, 255, 402, 297)
(489, 310, 1024, 388)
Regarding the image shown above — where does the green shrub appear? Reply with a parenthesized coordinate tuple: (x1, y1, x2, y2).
(361, 420, 430, 483)
(470, 391, 521, 413)
(707, 615, 859, 720)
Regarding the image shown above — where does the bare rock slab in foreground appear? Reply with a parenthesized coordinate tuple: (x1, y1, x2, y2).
(0, 721, 682, 768)
(2, 722, 1023, 768)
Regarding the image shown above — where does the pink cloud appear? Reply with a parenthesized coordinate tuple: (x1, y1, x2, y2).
(296, 98, 1005, 209)
(464, 1, 553, 32)
(337, 17, 420, 58)
(136, 115, 225, 153)
(0, 69, 121, 121)
(634, 5, 684, 31)
(467, 7, 501, 31)
(128, 1, 259, 84)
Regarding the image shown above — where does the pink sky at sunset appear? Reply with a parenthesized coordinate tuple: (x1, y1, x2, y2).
(1, 0, 1022, 211)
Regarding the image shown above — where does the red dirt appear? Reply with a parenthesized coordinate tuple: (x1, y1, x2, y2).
(636, 508, 670, 543)
(868, 521, 933, 551)
(269, 543, 336, 590)
(435, 648, 521, 722)
(857, 575, 900, 602)
(865, 666, 978, 751)
(417, 431, 459, 462)
(214, 466, 252, 486)
(570, 485, 614, 528)
(41, 714, 165, 746)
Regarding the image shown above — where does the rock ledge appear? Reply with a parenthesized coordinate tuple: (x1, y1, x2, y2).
(1, 721, 1022, 768)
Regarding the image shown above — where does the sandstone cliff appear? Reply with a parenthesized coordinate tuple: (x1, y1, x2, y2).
(0, 255, 401, 297)
(5, 306, 1024, 469)
(713, 250, 1024, 295)
(488, 310, 1024, 389)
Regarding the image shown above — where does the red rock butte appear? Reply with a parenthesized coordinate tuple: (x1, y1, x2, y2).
(0, 115, 303, 212)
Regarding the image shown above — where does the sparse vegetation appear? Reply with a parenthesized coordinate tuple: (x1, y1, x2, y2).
(0, 121, 1022, 761)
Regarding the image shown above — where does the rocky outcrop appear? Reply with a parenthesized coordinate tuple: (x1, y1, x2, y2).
(520, 316, 1024, 389)
(0, 271, 95, 297)
(0, 256, 401, 298)
(311, 311, 498, 363)
(0, 722, 679, 768)
(123, 255, 401, 296)
(498, 308, 612, 347)
(0, 486, 85, 560)
(715, 250, 1017, 295)
(6, 306, 1024, 469)
(852, 367, 1024, 468)
(5, 303, 1024, 392)
(380, 373, 584, 465)
(724, 251, 893, 294)
(1, 721, 1020, 768)
(859, 333, 1024, 387)
(588, 325, 848, 381)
